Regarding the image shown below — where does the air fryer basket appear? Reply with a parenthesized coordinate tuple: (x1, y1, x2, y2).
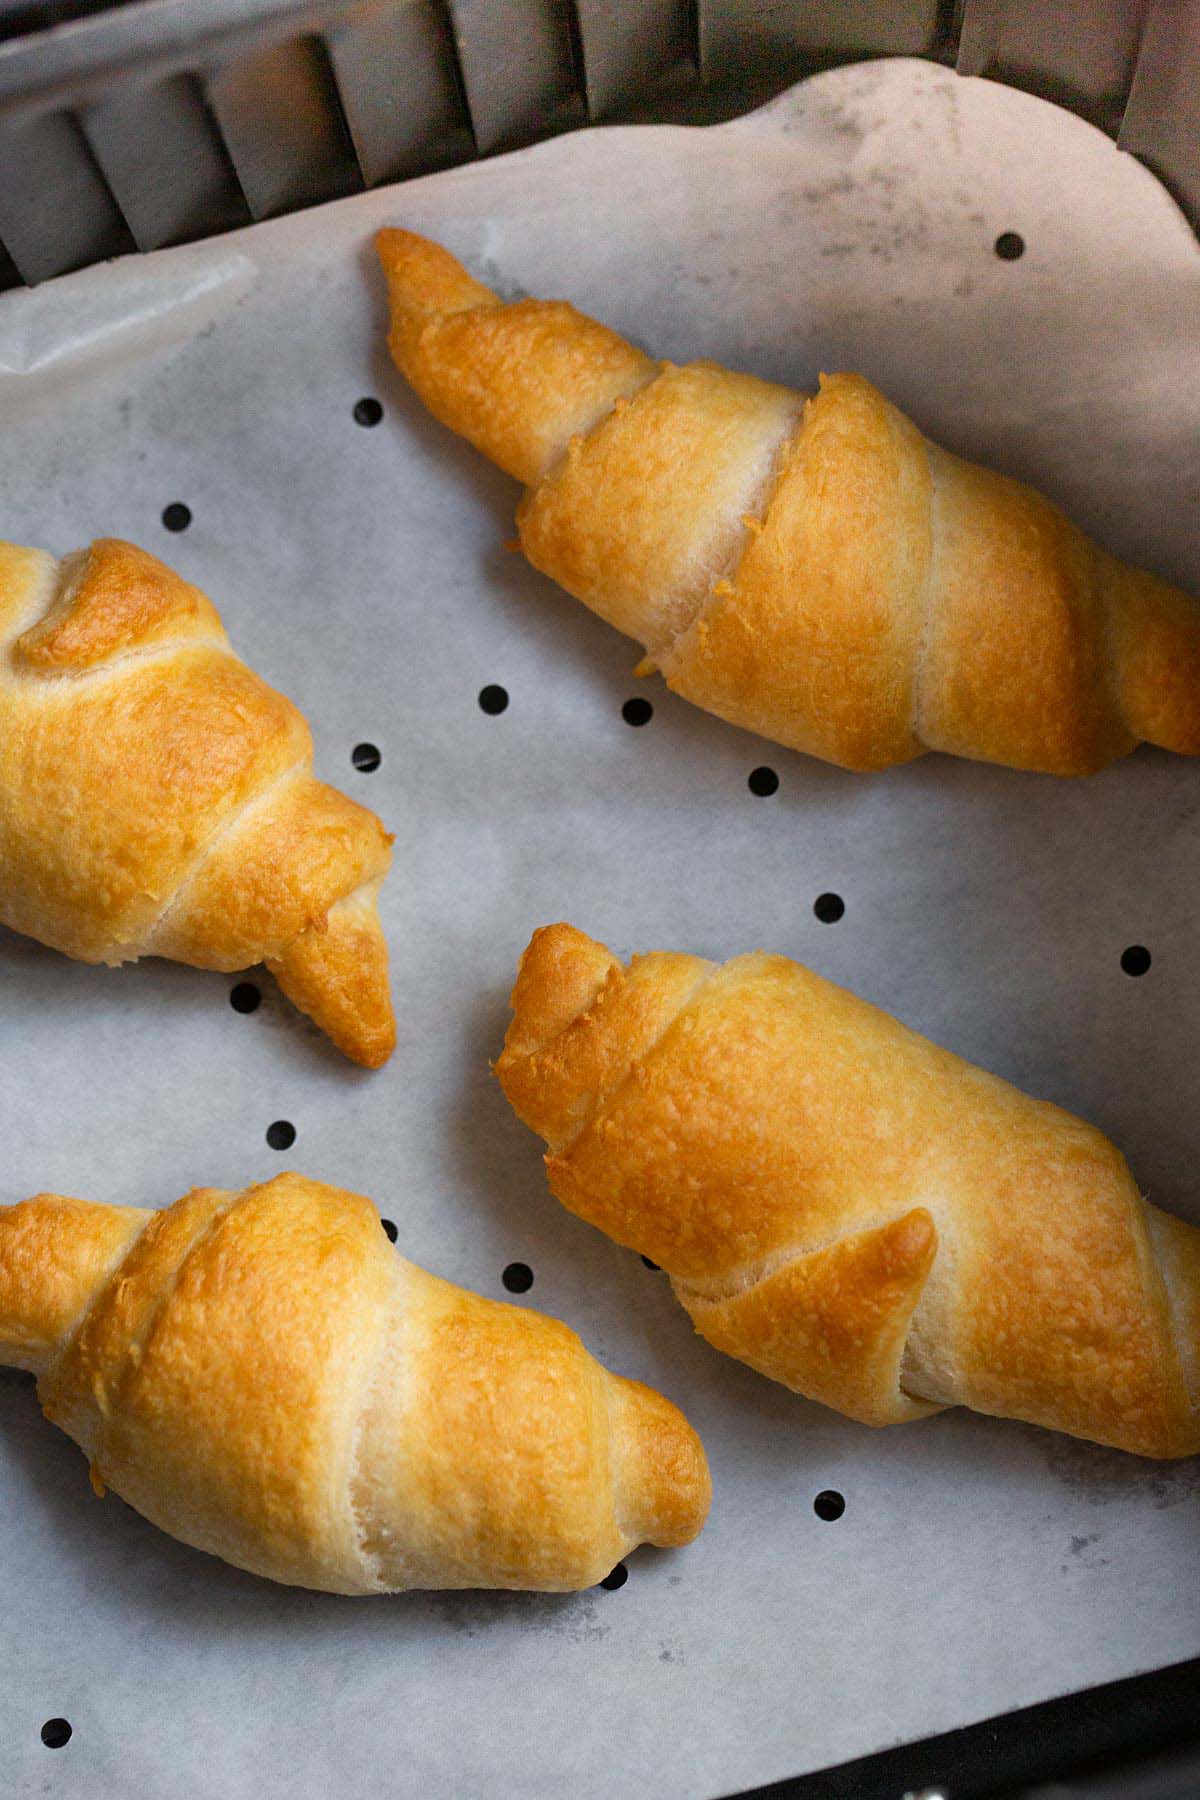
(0, 6, 1198, 1798)
(2, 0, 1199, 288)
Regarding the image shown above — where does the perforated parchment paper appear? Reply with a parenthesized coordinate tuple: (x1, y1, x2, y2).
(1, 56, 1198, 1800)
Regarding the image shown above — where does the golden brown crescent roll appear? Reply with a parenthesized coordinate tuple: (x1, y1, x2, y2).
(0, 537, 394, 1066)
(496, 924, 1200, 1459)
(378, 228, 1200, 775)
(0, 1173, 710, 1592)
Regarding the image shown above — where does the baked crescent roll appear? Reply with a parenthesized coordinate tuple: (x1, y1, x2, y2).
(497, 924, 1200, 1459)
(0, 1173, 710, 1592)
(377, 228, 1200, 776)
(0, 537, 394, 1066)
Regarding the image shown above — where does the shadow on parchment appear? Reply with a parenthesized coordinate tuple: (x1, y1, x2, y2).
(0, 922, 386, 1095)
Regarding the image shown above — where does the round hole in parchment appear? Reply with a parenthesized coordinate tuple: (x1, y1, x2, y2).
(994, 231, 1025, 261)
(230, 982, 261, 1014)
(814, 893, 845, 924)
(814, 1490, 845, 1522)
(502, 1261, 533, 1294)
(353, 397, 383, 427)
(1120, 945, 1151, 977)
(479, 684, 509, 716)
(352, 742, 382, 772)
(161, 503, 192, 532)
(266, 1120, 296, 1151)
(41, 1720, 72, 1749)
(748, 766, 779, 797)
(622, 697, 653, 728)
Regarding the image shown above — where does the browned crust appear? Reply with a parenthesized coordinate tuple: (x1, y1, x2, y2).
(519, 362, 802, 654)
(917, 444, 1135, 772)
(377, 228, 654, 486)
(662, 373, 930, 771)
(16, 539, 225, 671)
(0, 537, 395, 1063)
(0, 1177, 710, 1592)
(678, 1210, 941, 1426)
(0, 1193, 147, 1373)
(498, 924, 1200, 1457)
(379, 230, 1200, 775)
(268, 883, 396, 1069)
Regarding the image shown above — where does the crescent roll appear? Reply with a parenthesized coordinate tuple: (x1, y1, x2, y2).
(497, 924, 1200, 1459)
(0, 537, 395, 1065)
(0, 1172, 710, 1592)
(378, 228, 1200, 776)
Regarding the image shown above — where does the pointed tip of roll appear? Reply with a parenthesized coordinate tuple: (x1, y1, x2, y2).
(375, 228, 656, 490)
(375, 228, 499, 325)
(609, 1374, 712, 1550)
(1104, 557, 1200, 758)
(268, 884, 396, 1069)
(1, 1195, 147, 1375)
(500, 923, 618, 1067)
